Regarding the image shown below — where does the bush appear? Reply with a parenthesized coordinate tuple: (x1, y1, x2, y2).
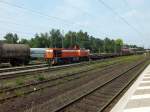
(37, 75, 45, 81)
(16, 79, 24, 85)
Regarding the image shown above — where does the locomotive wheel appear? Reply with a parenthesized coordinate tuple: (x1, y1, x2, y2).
(47, 59, 53, 66)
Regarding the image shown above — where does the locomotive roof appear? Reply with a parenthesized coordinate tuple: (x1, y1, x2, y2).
(47, 48, 89, 50)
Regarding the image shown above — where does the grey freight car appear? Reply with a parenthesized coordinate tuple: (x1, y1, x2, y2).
(0, 43, 30, 66)
(30, 48, 47, 59)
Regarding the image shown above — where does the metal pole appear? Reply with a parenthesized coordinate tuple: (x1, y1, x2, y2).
(62, 30, 64, 48)
(70, 36, 72, 47)
(104, 39, 106, 53)
(114, 44, 117, 54)
(99, 48, 101, 55)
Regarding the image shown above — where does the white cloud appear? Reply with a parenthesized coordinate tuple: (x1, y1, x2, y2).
(126, 0, 145, 6)
(51, 0, 91, 20)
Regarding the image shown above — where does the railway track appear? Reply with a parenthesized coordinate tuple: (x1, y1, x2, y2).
(0, 58, 118, 80)
(0, 56, 148, 112)
(0, 62, 91, 80)
(0, 63, 48, 73)
(52, 59, 148, 112)
(0, 58, 123, 93)
(0, 62, 45, 68)
(0, 60, 105, 74)
(0, 54, 135, 74)
(0, 55, 140, 81)
(0, 60, 120, 102)
(21, 58, 148, 112)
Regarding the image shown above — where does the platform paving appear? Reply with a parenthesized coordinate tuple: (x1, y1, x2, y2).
(110, 64, 150, 112)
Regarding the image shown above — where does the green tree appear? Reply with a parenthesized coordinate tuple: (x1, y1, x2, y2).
(4, 33, 19, 44)
(19, 38, 29, 44)
(115, 38, 123, 53)
(50, 29, 63, 48)
(4, 29, 142, 54)
(64, 31, 77, 48)
(76, 30, 89, 48)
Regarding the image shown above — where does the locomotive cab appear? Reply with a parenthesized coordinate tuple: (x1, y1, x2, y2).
(45, 48, 63, 65)
(54, 49, 62, 57)
(45, 48, 90, 65)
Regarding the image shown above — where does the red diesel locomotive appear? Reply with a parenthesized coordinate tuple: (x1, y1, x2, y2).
(44, 48, 90, 65)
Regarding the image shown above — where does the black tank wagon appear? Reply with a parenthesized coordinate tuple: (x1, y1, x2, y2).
(0, 43, 30, 66)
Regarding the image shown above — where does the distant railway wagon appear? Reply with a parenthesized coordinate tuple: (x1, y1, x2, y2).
(30, 48, 47, 59)
(45, 48, 90, 65)
(89, 53, 120, 60)
(0, 43, 30, 66)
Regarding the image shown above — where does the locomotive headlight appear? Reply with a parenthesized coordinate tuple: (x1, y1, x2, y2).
(46, 49, 53, 53)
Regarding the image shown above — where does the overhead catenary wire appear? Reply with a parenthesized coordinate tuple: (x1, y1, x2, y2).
(0, 0, 123, 38)
(57, 2, 130, 39)
(0, 10, 81, 37)
(121, 0, 148, 46)
(97, 0, 144, 37)
(0, 19, 57, 31)
(0, 26, 35, 37)
(0, 0, 108, 38)
(0, 18, 111, 40)
(0, 0, 130, 41)
(0, 19, 47, 38)
(0, 0, 88, 29)
(0, 19, 108, 38)
(123, 0, 144, 30)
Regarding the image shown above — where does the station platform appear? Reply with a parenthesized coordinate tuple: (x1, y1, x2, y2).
(111, 64, 150, 112)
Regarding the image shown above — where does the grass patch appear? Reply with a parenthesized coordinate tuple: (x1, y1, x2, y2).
(15, 79, 24, 85)
(1, 55, 145, 91)
(15, 90, 23, 97)
(36, 75, 46, 81)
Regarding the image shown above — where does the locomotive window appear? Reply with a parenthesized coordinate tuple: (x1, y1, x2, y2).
(54, 50, 62, 57)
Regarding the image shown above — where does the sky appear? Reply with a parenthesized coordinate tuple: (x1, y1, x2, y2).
(0, 0, 149, 48)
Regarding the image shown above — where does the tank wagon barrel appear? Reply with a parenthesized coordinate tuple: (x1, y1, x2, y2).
(0, 43, 30, 66)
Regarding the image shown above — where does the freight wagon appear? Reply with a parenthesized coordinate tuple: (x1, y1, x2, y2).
(30, 48, 47, 59)
(0, 43, 30, 66)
